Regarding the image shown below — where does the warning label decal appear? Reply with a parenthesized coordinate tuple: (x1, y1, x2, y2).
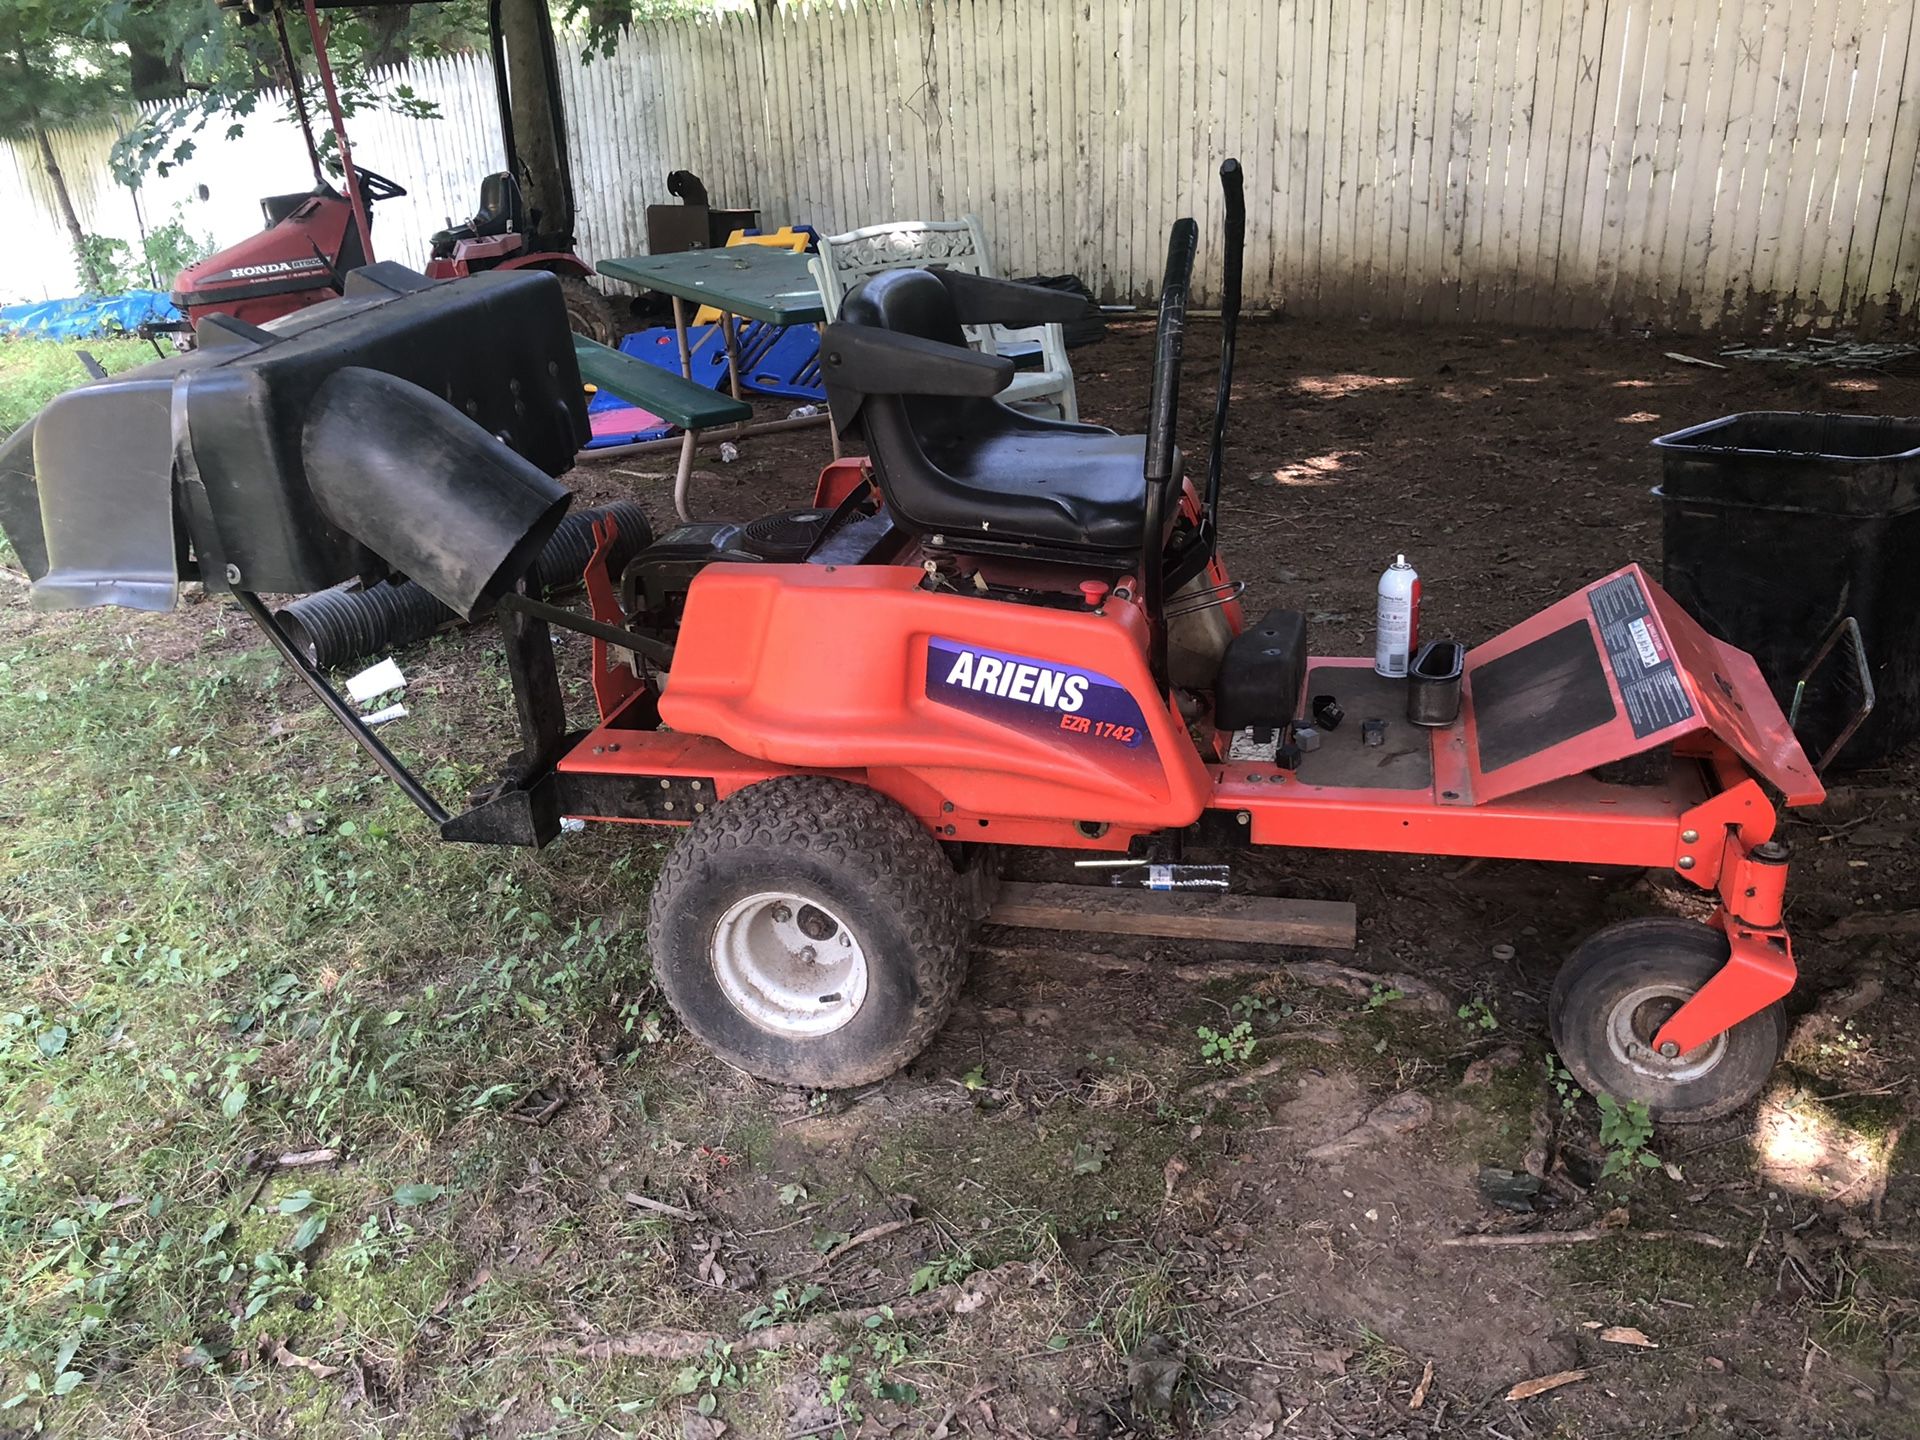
(1589, 573, 1695, 738)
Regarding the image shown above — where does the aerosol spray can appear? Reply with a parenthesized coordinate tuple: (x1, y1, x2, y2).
(1374, 554, 1421, 678)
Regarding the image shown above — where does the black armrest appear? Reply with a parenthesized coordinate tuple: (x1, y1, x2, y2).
(820, 322, 1014, 397)
(930, 269, 1090, 327)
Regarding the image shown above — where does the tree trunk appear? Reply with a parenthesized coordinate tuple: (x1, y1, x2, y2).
(360, 5, 413, 69)
(33, 122, 103, 293)
(589, 0, 632, 34)
(496, 0, 571, 246)
(123, 11, 185, 101)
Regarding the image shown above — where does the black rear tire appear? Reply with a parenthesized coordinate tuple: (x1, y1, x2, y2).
(558, 276, 619, 346)
(646, 777, 970, 1088)
(1549, 919, 1783, 1123)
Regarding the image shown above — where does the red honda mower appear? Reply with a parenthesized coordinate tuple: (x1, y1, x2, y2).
(170, 0, 616, 342)
(169, 167, 408, 330)
(2, 161, 1826, 1122)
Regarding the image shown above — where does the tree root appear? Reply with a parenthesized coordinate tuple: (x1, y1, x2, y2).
(528, 1261, 1025, 1361)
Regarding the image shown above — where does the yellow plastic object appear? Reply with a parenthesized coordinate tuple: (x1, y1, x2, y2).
(691, 228, 811, 324)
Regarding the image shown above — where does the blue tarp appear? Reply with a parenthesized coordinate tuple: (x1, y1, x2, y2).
(0, 291, 180, 341)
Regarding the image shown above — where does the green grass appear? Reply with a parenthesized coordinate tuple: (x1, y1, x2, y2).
(0, 337, 158, 442)
(0, 605, 679, 1431)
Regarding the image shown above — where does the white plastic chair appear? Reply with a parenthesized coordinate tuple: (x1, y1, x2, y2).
(809, 215, 1079, 422)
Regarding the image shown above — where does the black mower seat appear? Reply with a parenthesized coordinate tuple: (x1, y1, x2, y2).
(431, 172, 526, 258)
(833, 269, 1157, 556)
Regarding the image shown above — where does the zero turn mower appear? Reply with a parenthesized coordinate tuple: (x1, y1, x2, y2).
(0, 161, 1827, 1121)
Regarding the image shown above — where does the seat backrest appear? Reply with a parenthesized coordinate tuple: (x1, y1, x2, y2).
(842, 267, 968, 349)
(836, 270, 1004, 493)
(812, 217, 1078, 424)
(811, 216, 997, 346)
(474, 172, 526, 237)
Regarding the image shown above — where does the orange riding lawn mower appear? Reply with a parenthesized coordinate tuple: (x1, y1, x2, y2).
(1, 161, 1842, 1122)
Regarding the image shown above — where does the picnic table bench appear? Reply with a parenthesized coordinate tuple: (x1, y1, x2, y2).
(571, 336, 753, 516)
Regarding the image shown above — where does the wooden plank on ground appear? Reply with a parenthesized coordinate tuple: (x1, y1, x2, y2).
(988, 882, 1357, 951)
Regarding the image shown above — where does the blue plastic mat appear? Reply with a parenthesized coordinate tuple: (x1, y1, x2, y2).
(619, 326, 727, 382)
(700, 321, 825, 401)
(0, 291, 179, 341)
(584, 383, 675, 447)
(619, 323, 824, 402)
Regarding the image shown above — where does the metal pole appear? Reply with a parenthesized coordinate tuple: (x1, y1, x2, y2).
(233, 590, 449, 826)
(302, 0, 375, 262)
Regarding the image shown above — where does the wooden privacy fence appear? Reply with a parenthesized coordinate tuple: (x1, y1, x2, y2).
(6, 0, 1920, 333)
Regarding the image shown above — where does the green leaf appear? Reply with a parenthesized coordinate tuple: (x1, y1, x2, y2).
(37, 1025, 68, 1059)
(390, 1183, 445, 1208)
(221, 1083, 249, 1119)
(291, 1214, 327, 1251)
(696, 1393, 717, 1417)
(1070, 1142, 1107, 1176)
(51, 1372, 82, 1397)
(277, 1191, 313, 1215)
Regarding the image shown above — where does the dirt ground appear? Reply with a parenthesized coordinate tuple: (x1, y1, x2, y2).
(4, 314, 1917, 1439)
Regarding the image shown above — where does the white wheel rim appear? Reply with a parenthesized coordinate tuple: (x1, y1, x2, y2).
(1604, 982, 1727, 1083)
(710, 890, 869, 1038)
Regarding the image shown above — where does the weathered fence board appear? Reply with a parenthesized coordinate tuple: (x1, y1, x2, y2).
(4, 0, 1918, 333)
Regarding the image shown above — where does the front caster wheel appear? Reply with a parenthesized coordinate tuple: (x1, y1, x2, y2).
(1548, 919, 1783, 1124)
(646, 777, 970, 1088)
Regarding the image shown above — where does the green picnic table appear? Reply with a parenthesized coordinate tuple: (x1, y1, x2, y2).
(596, 247, 827, 328)
(594, 249, 834, 521)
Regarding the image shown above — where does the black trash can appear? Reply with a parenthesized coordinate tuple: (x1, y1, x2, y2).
(1653, 412, 1920, 770)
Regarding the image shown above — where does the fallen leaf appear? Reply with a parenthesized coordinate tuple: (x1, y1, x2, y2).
(1600, 1325, 1657, 1349)
(1127, 1335, 1183, 1416)
(1409, 1358, 1434, 1409)
(1163, 1155, 1189, 1201)
(270, 1341, 341, 1380)
(1311, 1347, 1353, 1377)
(1071, 1139, 1112, 1175)
(1506, 1369, 1588, 1402)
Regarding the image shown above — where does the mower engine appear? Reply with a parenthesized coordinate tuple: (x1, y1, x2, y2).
(617, 503, 901, 633)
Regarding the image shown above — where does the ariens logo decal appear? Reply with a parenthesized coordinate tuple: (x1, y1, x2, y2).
(924, 638, 1151, 751)
(939, 648, 1090, 712)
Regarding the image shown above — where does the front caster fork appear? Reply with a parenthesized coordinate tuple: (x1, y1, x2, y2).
(1652, 836, 1795, 1057)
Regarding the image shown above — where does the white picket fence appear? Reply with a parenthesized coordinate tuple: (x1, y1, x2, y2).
(5, 0, 1920, 333)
